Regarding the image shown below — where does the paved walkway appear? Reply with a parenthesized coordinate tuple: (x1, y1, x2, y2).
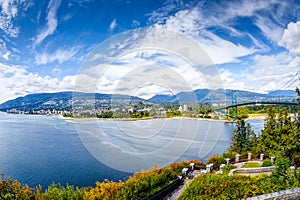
(163, 184, 185, 200)
(164, 175, 196, 200)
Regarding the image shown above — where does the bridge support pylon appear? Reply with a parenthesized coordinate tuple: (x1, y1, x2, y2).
(231, 90, 238, 120)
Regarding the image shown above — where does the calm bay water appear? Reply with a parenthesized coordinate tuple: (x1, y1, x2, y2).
(0, 112, 264, 188)
(0, 112, 130, 188)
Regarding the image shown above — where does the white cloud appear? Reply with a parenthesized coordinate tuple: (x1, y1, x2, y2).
(79, 43, 221, 98)
(0, 0, 30, 37)
(0, 62, 77, 103)
(215, 0, 295, 45)
(254, 15, 284, 43)
(279, 21, 300, 54)
(109, 19, 117, 31)
(211, 51, 300, 93)
(199, 31, 256, 64)
(96, 63, 199, 99)
(222, 0, 269, 18)
(35, 47, 78, 65)
(218, 68, 245, 90)
(33, 0, 62, 47)
(243, 53, 300, 92)
(70, 0, 93, 8)
(62, 13, 73, 21)
(132, 20, 140, 28)
(250, 53, 298, 77)
(148, 1, 297, 61)
(52, 67, 61, 74)
(2, 51, 10, 60)
(155, 8, 257, 65)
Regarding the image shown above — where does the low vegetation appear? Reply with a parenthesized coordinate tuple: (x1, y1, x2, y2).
(262, 159, 273, 167)
(0, 161, 203, 199)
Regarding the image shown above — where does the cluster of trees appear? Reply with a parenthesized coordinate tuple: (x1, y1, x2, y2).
(229, 105, 300, 166)
(229, 88, 300, 166)
(228, 105, 298, 120)
(128, 111, 150, 118)
(166, 110, 182, 118)
(96, 111, 114, 118)
(198, 107, 213, 115)
(227, 107, 250, 119)
(62, 113, 73, 118)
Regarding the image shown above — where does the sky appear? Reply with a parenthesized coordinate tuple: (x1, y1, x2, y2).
(0, 0, 300, 103)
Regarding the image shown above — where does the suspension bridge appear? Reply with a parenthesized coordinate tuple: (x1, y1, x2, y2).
(215, 71, 299, 119)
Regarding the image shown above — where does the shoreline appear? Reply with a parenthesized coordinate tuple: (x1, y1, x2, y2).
(58, 114, 269, 123)
(3, 111, 269, 123)
(58, 115, 228, 123)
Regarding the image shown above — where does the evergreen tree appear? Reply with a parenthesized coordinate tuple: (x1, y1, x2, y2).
(277, 108, 293, 154)
(245, 123, 258, 152)
(296, 87, 300, 105)
(229, 119, 257, 154)
(290, 88, 300, 166)
(257, 106, 278, 156)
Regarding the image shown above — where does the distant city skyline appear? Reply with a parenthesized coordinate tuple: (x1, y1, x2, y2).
(0, 0, 300, 103)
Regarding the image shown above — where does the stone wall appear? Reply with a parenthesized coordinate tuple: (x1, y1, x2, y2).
(228, 166, 275, 175)
(248, 187, 300, 200)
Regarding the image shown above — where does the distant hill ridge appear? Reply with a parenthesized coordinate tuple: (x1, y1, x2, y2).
(0, 89, 297, 112)
(148, 89, 297, 103)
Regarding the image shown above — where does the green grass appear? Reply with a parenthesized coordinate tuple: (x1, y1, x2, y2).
(242, 162, 261, 168)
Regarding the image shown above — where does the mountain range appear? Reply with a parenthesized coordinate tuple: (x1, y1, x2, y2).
(149, 89, 297, 103)
(0, 89, 297, 112)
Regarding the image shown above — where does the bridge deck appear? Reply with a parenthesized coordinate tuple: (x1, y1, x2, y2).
(216, 101, 298, 110)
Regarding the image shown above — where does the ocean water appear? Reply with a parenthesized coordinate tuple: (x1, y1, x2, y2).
(0, 112, 130, 188)
(0, 112, 264, 188)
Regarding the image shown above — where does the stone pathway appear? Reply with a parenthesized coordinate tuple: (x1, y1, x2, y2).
(163, 177, 194, 200)
(163, 184, 185, 200)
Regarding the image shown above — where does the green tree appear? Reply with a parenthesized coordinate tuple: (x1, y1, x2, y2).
(290, 88, 300, 166)
(245, 122, 258, 152)
(277, 108, 293, 154)
(257, 106, 278, 156)
(257, 105, 296, 158)
(229, 120, 257, 154)
(270, 153, 299, 189)
(238, 107, 250, 119)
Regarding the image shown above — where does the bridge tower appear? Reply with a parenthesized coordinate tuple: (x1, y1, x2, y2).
(231, 90, 238, 119)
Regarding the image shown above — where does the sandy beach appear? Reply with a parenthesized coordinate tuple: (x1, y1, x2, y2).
(246, 114, 268, 120)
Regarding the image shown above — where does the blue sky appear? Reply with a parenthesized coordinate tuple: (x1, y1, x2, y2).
(0, 0, 300, 103)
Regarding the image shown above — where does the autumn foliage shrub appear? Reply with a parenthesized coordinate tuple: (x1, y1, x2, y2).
(0, 174, 36, 200)
(85, 166, 177, 199)
(169, 160, 205, 174)
(206, 155, 226, 170)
